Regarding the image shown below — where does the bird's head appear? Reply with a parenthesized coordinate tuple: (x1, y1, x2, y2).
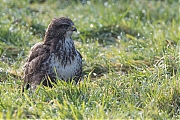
(44, 17, 77, 42)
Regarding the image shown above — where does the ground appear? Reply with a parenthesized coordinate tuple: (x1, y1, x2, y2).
(0, 0, 179, 119)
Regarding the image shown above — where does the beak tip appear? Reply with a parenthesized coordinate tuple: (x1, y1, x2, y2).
(73, 28, 77, 32)
(71, 25, 77, 32)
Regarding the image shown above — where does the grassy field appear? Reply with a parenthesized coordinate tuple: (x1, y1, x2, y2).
(0, 0, 179, 119)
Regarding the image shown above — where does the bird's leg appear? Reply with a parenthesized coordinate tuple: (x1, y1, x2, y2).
(31, 80, 41, 91)
(22, 74, 30, 92)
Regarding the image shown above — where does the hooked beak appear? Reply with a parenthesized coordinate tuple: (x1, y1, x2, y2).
(71, 25, 77, 32)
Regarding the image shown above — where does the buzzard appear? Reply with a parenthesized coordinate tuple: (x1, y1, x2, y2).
(22, 17, 82, 91)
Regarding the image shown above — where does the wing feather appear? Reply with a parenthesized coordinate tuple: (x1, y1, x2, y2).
(22, 42, 50, 91)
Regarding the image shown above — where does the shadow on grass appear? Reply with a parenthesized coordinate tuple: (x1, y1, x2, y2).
(30, 22, 46, 36)
(79, 25, 143, 45)
(158, 87, 180, 117)
(0, 16, 46, 58)
(0, 27, 26, 59)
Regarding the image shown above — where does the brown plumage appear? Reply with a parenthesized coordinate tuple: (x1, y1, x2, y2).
(22, 17, 82, 91)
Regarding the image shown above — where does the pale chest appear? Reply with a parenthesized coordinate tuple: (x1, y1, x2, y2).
(45, 53, 82, 81)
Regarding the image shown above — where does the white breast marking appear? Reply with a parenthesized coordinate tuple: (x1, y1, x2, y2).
(48, 53, 81, 81)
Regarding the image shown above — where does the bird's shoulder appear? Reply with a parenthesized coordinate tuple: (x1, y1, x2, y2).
(24, 42, 50, 73)
(27, 42, 50, 62)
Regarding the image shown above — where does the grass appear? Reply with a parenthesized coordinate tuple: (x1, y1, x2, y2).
(0, 0, 179, 119)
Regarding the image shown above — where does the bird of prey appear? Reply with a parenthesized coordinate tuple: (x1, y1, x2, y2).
(22, 17, 82, 91)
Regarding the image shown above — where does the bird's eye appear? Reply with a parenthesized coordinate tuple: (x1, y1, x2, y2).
(59, 24, 69, 28)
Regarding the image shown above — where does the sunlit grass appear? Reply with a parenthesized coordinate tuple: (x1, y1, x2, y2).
(0, 0, 179, 119)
